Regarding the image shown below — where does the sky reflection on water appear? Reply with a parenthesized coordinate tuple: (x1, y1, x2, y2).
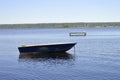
(0, 28, 120, 80)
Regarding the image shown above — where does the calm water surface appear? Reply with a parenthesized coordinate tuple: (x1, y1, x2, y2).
(0, 28, 120, 80)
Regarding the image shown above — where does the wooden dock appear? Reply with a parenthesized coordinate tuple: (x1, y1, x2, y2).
(69, 32, 86, 36)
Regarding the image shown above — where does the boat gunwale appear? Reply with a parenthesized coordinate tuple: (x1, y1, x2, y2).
(18, 42, 76, 48)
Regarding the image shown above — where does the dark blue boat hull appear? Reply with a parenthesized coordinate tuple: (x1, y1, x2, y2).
(18, 43, 76, 53)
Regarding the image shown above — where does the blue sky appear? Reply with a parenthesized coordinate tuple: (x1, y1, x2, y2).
(0, 0, 120, 24)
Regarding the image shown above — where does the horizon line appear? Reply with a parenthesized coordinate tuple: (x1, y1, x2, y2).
(0, 21, 120, 25)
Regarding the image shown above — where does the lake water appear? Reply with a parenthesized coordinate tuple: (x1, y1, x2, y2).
(0, 28, 120, 80)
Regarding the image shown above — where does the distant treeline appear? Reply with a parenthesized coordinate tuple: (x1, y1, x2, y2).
(0, 22, 120, 28)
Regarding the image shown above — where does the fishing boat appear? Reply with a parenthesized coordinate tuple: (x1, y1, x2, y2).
(18, 42, 76, 53)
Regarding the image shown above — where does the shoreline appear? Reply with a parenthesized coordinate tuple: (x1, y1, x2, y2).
(0, 22, 120, 29)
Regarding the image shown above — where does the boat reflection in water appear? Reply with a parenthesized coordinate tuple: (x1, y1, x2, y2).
(19, 52, 74, 62)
